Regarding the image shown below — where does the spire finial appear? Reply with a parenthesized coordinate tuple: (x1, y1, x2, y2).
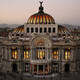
(39, 1, 43, 6)
(39, 1, 44, 13)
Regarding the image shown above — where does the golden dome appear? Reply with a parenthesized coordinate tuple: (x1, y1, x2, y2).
(58, 25, 69, 33)
(14, 25, 24, 33)
(27, 2, 55, 24)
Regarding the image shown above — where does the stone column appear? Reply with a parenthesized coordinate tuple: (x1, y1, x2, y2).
(60, 48, 64, 72)
(58, 48, 61, 61)
(31, 48, 33, 60)
(7, 47, 9, 60)
(47, 48, 51, 60)
(50, 48, 52, 60)
(5, 47, 7, 60)
(37, 65, 39, 74)
(9, 47, 11, 60)
(18, 47, 21, 60)
(71, 47, 75, 61)
(61, 48, 64, 61)
(47, 48, 49, 60)
(59, 48, 62, 61)
(32, 64, 34, 74)
(48, 64, 50, 73)
(43, 64, 45, 74)
(2, 47, 5, 59)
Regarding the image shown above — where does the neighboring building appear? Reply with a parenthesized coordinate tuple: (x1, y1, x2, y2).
(0, 2, 80, 78)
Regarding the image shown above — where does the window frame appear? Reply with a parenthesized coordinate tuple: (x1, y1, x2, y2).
(35, 27, 38, 33)
(31, 27, 34, 33)
(53, 28, 55, 33)
(44, 27, 47, 33)
(27, 27, 29, 33)
(64, 48, 71, 60)
(40, 28, 42, 33)
(48, 27, 51, 33)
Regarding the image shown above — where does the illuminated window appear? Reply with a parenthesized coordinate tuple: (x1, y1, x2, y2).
(37, 50, 45, 59)
(64, 48, 71, 60)
(24, 48, 30, 59)
(52, 48, 58, 59)
(11, 48, 18, 59)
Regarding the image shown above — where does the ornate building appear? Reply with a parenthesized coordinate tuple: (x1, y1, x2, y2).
(0, 2, 80, 77)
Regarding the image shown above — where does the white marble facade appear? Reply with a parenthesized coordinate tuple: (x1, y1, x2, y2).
(0, 2, 80, 77)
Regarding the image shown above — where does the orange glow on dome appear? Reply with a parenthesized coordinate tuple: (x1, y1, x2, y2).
(27, 2, 55, 24)
(27, 13, 55, 24)
(14, 25, 24, 33)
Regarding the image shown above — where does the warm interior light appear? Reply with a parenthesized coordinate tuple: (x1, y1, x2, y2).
(37, 51, 45, 59)
(52, 49, 58, 59)
(65, 48, 71, 60)
(24, 49, 30, 59)
(11, 48, 18, 59)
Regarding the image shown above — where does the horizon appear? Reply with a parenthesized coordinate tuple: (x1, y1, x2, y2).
(0, 0, 80, 25)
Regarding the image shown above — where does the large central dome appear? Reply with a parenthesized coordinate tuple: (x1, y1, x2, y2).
(27, 2, 55, 24)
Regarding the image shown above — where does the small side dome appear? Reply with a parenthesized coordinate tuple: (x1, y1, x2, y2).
(58, 25, 70, 34)
(13, 25, 24, 33)
(27, 1, 55, 24)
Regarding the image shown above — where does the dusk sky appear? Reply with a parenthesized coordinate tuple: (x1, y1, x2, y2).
(0, 0, 80, 25)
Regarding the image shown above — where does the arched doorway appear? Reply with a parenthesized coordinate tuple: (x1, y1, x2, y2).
(65, 63, 70, 72)
(12, 63, 17, 72)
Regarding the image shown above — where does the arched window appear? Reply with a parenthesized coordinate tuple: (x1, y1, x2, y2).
(31, 28, 34, 33)
(27, 27, 29, 33)
(11, 48, 18, 59)
(52, 48, 59, 60)
(48, 27, 51, 33)
(36, 50, 45, 59)
(40, 28, 42, 33)
(24, 48, 30, 59)
(53, 28, 55, 33)
(35, 28, 38, 32)
(44, 27, 47, 33)
(64, 48, 71, 60)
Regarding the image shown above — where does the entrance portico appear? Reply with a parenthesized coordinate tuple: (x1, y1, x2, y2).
(31, 64, 50, 75)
